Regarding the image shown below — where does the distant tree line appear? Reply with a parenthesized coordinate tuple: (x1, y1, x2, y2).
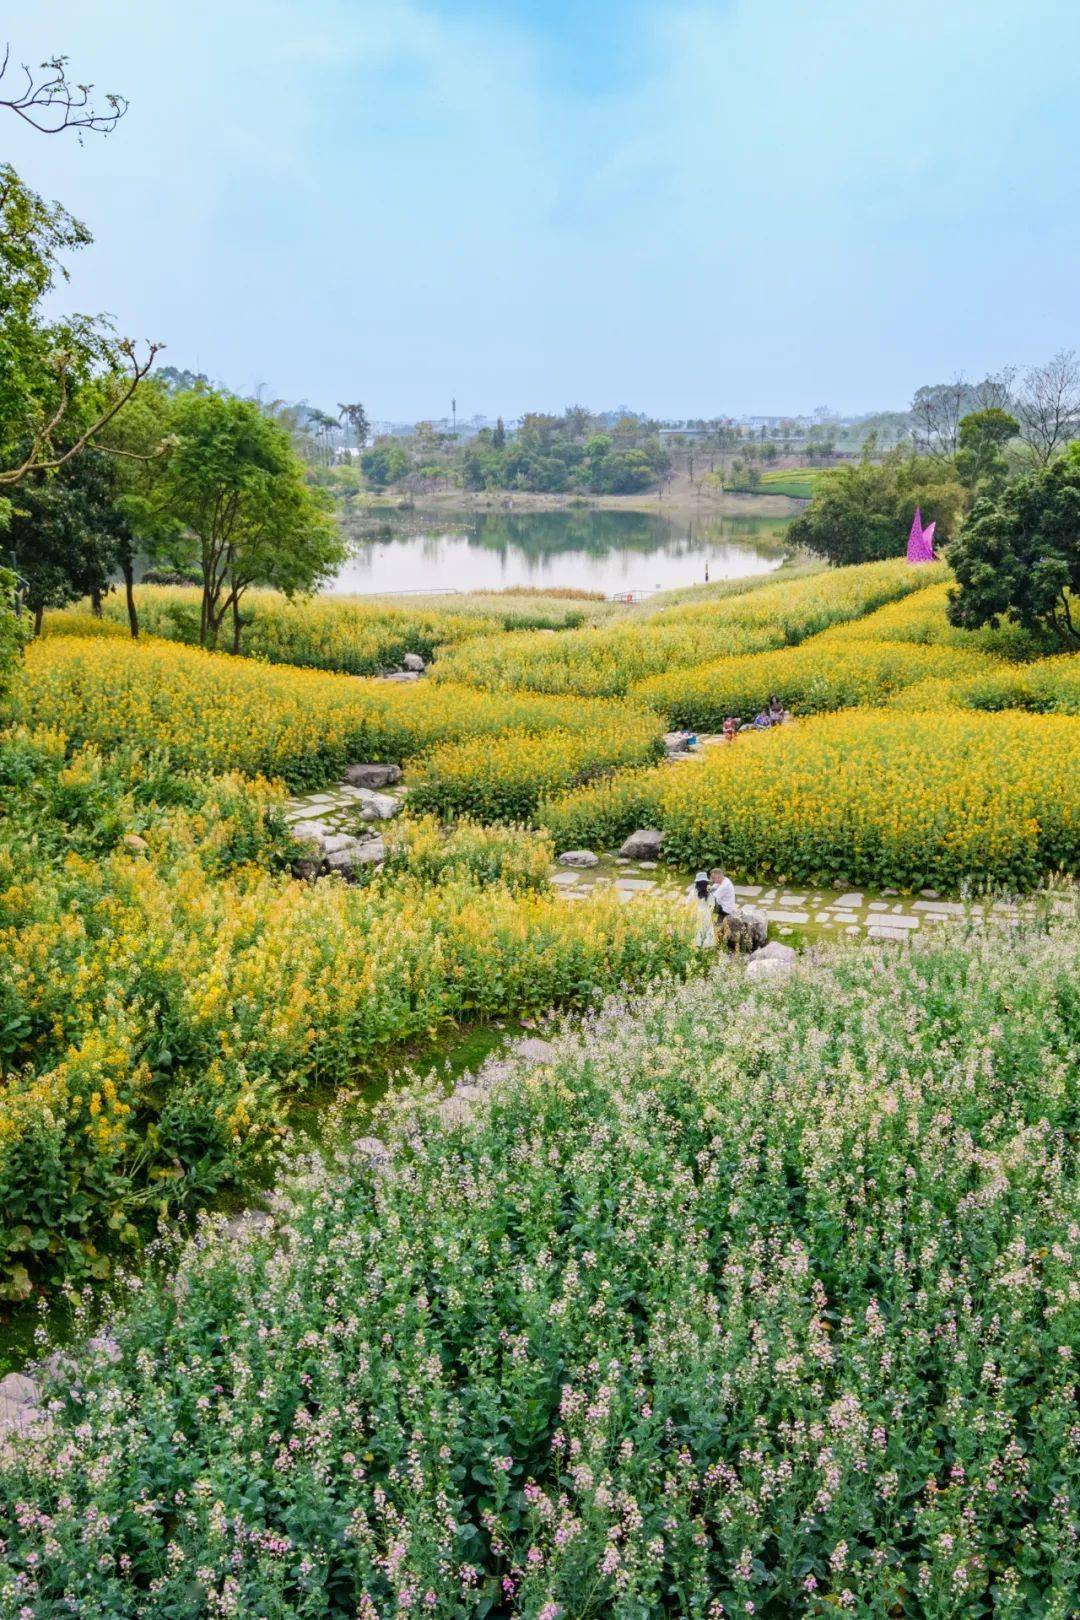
(789, 356, 1080, 647)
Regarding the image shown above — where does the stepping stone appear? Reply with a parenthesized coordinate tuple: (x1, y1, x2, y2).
(549, 871, 581, 886)
(615, 878, 656, 892)
(844, 925, 862, 936)
(868, 923, 911, 940)
(913, 899, 965, 915)
(557, 850, 599, 868)
(867, 902, 889, 912)
(835, 893, 864, 908)
(343, 763, 402, 788)
(764, 908, 809, 924)
(733, 884, 762, 897)
(884, 915, 920, 929)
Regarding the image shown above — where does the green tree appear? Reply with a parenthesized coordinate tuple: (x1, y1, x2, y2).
(156, 392, 344, 650)
(5, 447, 126, 632)
(947, 444, 1080, 645)
(360, 441, 410, 489)
(0, 565, 27, 699)
(787, 450, 965, 566)
(955, 408, 1019, 493)
(337, 401, 369, 448)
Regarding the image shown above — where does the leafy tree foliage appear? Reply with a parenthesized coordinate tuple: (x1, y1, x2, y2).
(5, 447, 129, 630)
(787, 451, 966, 566)
(955, 408, 1019, 493)
(947, 443, 1080, 645)
(153, 393, 345, 650)
(0, 566, 26, 698)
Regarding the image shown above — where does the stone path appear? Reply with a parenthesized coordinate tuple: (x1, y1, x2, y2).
(281, 774, 1027, 943)
(283, 781, 408, 837)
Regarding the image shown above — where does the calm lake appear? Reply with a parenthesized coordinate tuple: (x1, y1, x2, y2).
(328, 508, 791, 596)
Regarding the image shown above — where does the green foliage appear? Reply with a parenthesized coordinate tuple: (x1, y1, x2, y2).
(154, 391, 346, 647)
(2, 920, 1078, 1611)
(360, 440, 410, 487)
(368, 814, 554, 891)
(406, 717, 665, 822)
(537, 763, 669, 851)
(0, 569, 26, 699)
(5, 447, 131, 625)
(787, 449, 965, 566)
(955, 407, 1019, 492)
(947, 443, 1080, 645)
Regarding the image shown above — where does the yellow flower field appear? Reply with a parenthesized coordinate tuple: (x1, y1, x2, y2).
(432, 560, 944, 696)
(632, 638, 1005, 728)
(12, 636, 660, 787)
(658, 708, 1080, 890)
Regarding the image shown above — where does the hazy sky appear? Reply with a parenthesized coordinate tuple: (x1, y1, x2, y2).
(6, 0, 1079, 420)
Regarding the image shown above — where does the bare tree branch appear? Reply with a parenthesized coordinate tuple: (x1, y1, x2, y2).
(0, 340, 166, 488)
(1016, 350, 1080, 467)
(0, 44, 127, 137)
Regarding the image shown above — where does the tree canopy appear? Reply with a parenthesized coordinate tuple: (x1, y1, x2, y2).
(786, 452, 965, 567)
(947, 442, 1080, 646)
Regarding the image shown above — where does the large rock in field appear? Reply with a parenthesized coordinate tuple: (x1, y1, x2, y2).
(403, 653, 426, 673)
(353, 789, 402, 822)
(0, 1372, 42, 1438)
(343, 762, 402, 789)
(558, 849, 599, 868)
(619, 828, 664, 860)
(746, 939, 796, 982)
(323, 836, 386, 876)
(717, 906, 768, 953)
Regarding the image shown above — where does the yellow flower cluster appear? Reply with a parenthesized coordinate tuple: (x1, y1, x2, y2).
(0, 812, 696, 1293)
(408, 716, 664, 821)
(13, 637, 656, 789)
(822, 582, 1048, 660)
(633, 638, 1006, 728)
(433, 560, 943, 696)
(93, 585, 505, 674)
(658, 708, 1080, 890)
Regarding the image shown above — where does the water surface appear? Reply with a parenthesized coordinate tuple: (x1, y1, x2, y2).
(329, 508, 790, 596)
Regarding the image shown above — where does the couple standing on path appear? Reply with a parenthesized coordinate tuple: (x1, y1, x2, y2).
(689, 868, 737, 948)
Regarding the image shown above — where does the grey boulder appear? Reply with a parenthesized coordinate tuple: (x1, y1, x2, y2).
(352, 790, 402, 822)
(619, 828, 664, 860)
(403, 652, 426, 673)
(717, 906, 769, 953)
(558, 849, 600, 868)
(343, 762, 403, 789)
(323, 836, 386, 875)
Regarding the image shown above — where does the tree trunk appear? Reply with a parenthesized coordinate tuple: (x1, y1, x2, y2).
(122, 558, 139, 639)
(33, 604, 43, 636)
(231, 591, 242, 655)
(90, 586, 103, 617)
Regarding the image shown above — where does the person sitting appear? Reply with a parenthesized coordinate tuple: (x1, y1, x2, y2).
(767, 694, 790, 724)
(709, 866, 737, 918)
(687, 872, 716, 948)
(722, 716, 739, 743)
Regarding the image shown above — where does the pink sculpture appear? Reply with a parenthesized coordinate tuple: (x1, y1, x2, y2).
(906, 507, 936, 563)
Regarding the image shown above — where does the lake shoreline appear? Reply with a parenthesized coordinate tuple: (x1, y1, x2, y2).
(358, 481, 805, 525)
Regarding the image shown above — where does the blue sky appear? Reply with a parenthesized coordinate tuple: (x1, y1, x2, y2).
(5, 0, 1079, 420)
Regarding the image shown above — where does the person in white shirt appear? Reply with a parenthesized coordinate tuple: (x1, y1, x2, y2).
(709, 867, 737, 918)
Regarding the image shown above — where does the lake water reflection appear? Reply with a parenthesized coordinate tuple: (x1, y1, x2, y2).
(328, 508, 790, 596)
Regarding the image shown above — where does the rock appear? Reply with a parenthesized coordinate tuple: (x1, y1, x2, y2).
(352, 1135, 392, 1169)
(558, 850, 599, 868)
(882, 888, 900, 898)
(0, 1372, 41, 1437)
(343, 762, 403, 789)
(290, 819, 331, 846)
(87, 1332, 123, 1364)
(381, 670, 422, 683)
(222, 1210, 272, 1242)
(919, 888, 940, 900)
(618, 828, 664, 860)
(122, 832, 150, 855)
(352, 790, 402, 822)
(717, 907, 769, 953)
(663, 731, 691, 754)
(403, 652, 426, 673)
(746, 955, 794, 983)
(514, 1037, 556, 1064)
(746, 941, 796, 982)
(323, 837, 385, 876)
